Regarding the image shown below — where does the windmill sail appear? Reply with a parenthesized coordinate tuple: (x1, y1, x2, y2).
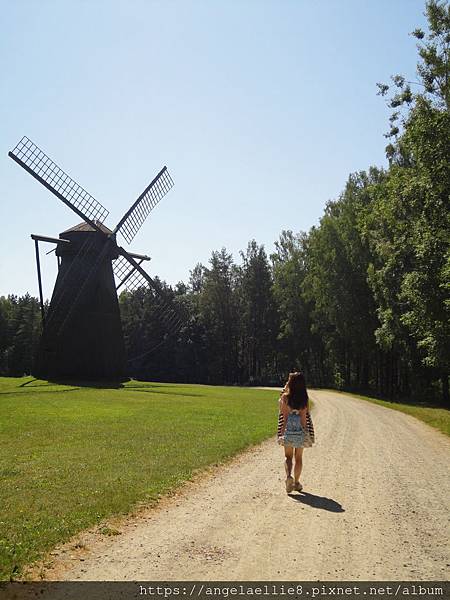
(114, 166, 174, 244)
(9, 137, 109, 227)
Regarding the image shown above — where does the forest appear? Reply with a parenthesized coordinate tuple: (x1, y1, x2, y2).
(1, 1, 448, 405)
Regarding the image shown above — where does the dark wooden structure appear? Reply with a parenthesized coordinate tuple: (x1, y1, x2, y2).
(36, 223, 125, 379)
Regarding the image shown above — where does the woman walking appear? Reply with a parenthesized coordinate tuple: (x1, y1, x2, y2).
(278, 372, 314, 493)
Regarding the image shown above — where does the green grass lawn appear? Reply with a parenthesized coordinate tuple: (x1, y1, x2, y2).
(328, 390, 450, 437)
(0, 377, 279, 581)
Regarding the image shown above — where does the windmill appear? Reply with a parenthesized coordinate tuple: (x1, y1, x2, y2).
(9, 136, 183, 380)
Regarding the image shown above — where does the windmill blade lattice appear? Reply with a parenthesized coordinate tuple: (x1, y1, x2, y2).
(113, 255, 147, 292)
(9, 137, 109, 225)
(114, 167, 174, 244)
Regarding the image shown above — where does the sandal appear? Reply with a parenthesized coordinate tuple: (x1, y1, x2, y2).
(294, 481, 303, 492)
(285, 476, 294, 493)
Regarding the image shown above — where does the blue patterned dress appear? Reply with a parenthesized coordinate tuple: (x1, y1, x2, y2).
(283, 410, 305, 448)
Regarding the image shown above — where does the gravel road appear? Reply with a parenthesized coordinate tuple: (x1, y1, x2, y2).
(38, 390, 450, 580)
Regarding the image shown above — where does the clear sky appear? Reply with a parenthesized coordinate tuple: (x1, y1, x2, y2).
(0, 0, 427, 299)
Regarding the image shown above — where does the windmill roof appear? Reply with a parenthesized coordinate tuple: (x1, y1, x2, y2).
(61, 221, 113, 235)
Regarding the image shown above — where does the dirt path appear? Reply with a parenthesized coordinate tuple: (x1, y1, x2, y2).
(38, 390, 450, 580)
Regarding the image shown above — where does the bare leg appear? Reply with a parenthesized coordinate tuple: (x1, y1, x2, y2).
(284, 446, 293, 478)
(294, 447, 304, 484)
(284, 446, 294, 492)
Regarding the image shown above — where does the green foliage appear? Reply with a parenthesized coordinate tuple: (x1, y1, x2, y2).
(416, 0, 450, 108)
(303, 170, 384, 390)
(199, 248, 240, 383)
(118, 244, 281, 386)
(239, 241, 278, 383)
(367, 1, 449, 402)
(271, 230, 318, 380)
(377, 0, 450, 145)
(0, 295, 42, 376)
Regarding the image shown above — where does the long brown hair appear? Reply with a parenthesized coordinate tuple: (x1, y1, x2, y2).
(285, 372, 308, 410)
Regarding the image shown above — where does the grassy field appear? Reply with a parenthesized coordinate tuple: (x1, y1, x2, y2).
(331, 390, 450, 437)
(0, 377, 279, 581)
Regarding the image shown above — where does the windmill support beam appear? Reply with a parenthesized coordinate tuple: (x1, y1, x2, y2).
(31, 234, 71, 245)
(30, 234, 71, 323)
(33, 239, 46, 325)
(127, 252, 150, 261)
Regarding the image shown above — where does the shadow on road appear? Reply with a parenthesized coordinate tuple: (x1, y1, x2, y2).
(288, 491, 345, 512)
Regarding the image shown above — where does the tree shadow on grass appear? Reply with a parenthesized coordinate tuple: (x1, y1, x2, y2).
(19, 378, 128, 389)
(0, 388, 79, 396)
(288, 491, 345, 513)
(19, 378, 40, 387)
(53, 379, 127, 389)
(16, 378, 201, 396)
(4, 379, 79, 395)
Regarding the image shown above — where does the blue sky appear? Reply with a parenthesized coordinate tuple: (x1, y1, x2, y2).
(0, 0, 427, 298)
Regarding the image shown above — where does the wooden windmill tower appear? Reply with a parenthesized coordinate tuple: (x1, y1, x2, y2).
(9, 136, 182, 380)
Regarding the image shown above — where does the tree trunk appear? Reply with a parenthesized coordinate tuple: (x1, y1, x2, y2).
(442, 374, 449, 408)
